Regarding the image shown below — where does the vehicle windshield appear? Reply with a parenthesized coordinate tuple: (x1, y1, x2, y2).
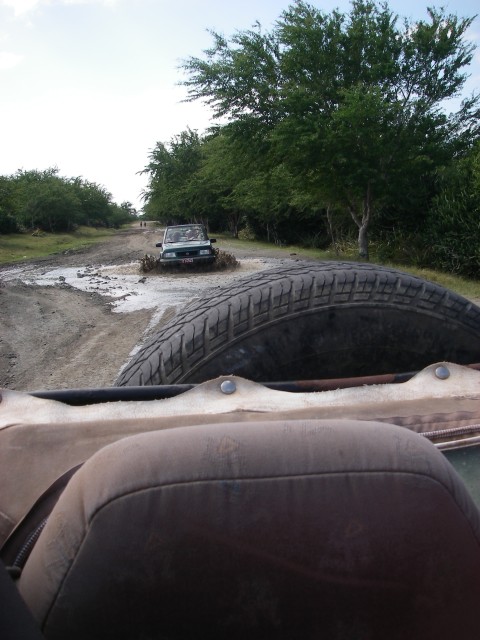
(165, 225, 208, 243)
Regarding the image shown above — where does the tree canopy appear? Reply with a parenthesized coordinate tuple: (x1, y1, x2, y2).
(179, 0, 478, 258)
(0, 168, 136, 234)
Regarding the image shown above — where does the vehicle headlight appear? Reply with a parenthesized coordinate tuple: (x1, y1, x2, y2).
(163, 252, 176, 258)
(199, 249, 211, 255)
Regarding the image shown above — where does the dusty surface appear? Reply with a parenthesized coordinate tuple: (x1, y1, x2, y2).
(0, 224, 300, 391)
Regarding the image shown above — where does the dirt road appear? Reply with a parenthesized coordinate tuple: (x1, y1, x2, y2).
(0, 224, 298, 391)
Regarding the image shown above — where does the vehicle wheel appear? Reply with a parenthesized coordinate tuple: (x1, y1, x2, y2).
(115, 261, 480, 385)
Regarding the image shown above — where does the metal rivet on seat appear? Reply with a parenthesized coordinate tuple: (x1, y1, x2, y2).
(435, 365, 450, 380)
(220, 379, 236, 395)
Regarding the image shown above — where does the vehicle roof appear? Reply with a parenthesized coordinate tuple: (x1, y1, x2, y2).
(165, 224, 205, 229)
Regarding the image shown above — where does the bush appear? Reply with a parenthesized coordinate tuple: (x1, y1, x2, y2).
(373, 229, 428, 266)
(0, 209, 20, 233)
(423, 192, 480, 278)
(420, 148, 480, 278)
(423, 222, 480, 277)
(238, 224, 257, 241)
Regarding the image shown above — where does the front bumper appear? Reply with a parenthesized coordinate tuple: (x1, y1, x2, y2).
(159, 254, 216, 266)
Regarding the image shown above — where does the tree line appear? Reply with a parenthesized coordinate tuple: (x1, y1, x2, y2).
(0, 168, 136, 234)
(142, 0, 480, 276)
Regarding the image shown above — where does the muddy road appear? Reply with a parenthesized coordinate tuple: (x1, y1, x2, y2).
(0, 224, 299, 391)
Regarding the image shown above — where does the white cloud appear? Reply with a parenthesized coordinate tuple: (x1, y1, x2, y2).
(0, 51, 23, 69)
(1, 0, 41, 16)
(63, 0, 117, 5)
(0, 0, 117, 16)
(0, 83, 213, 207)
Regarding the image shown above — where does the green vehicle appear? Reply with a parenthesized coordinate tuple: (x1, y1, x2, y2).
(156, 224, 217, 266)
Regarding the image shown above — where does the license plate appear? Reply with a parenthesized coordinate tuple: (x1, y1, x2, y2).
(182, 258, 194, 263)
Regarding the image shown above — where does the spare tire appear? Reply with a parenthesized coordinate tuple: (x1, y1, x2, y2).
(115, 261, 480, 385)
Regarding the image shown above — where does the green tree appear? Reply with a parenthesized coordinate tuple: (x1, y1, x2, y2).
(0, 176, 21, 233)
(107, 202, 137, 228)
(192, 131, 266, 236)
(70, 178, 114, 227)
(0, 168, 132, 233)
(11, 168, 81, 232)
(120, 201, 137, 216)
(425, 142, 480, 276)
(142, 128, 204, 223)
(25, 179, 81, 232)
(182, 0, 479, 258)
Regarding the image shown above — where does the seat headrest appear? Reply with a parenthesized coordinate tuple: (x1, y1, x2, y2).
(18, 419, 480, 639)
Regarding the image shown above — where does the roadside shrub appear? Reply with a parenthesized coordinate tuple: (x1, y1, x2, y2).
(421, 147, 480, 278)
(0, 209, 20, 233)
(373, 229, 428, 266)
(423, 220, 480, 278)
(422, 192, 480, 278)
(238, 224, 256, 241)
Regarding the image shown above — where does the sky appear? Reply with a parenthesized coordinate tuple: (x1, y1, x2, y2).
(1, 0, 479, 211)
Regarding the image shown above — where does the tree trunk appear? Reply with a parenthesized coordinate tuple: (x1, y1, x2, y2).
(228, 211, 240, 238)
(358, 222, 369, 260)
(326, 206, 339, 256)
(348, 183, 372, 260)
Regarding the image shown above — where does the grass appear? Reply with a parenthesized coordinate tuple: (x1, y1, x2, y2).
(2, 227, 480, 300)
(0, 226, 117, 265)
(386, 265, 480, 300)
(218, 234, 480, 300)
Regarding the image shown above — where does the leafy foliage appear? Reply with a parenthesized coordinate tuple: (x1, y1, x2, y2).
(424, 143, 480, 277)
(142, 129, 205, 223)
(142, 0, 479, 271)
(0, 168, 136, 234)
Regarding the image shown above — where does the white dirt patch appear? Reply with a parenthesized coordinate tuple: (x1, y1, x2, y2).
(1, 257, 290, 355)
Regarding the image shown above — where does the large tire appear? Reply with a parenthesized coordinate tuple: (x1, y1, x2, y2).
(115, 261, 480, 385)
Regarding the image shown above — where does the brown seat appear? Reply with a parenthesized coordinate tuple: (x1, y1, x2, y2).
(17, 419, 480, 639)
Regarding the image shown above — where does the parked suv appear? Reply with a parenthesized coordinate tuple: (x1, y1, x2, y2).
(156, 224, 216, 266)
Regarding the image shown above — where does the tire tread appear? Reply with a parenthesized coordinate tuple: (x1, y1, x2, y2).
(116, 262, 480, 386)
